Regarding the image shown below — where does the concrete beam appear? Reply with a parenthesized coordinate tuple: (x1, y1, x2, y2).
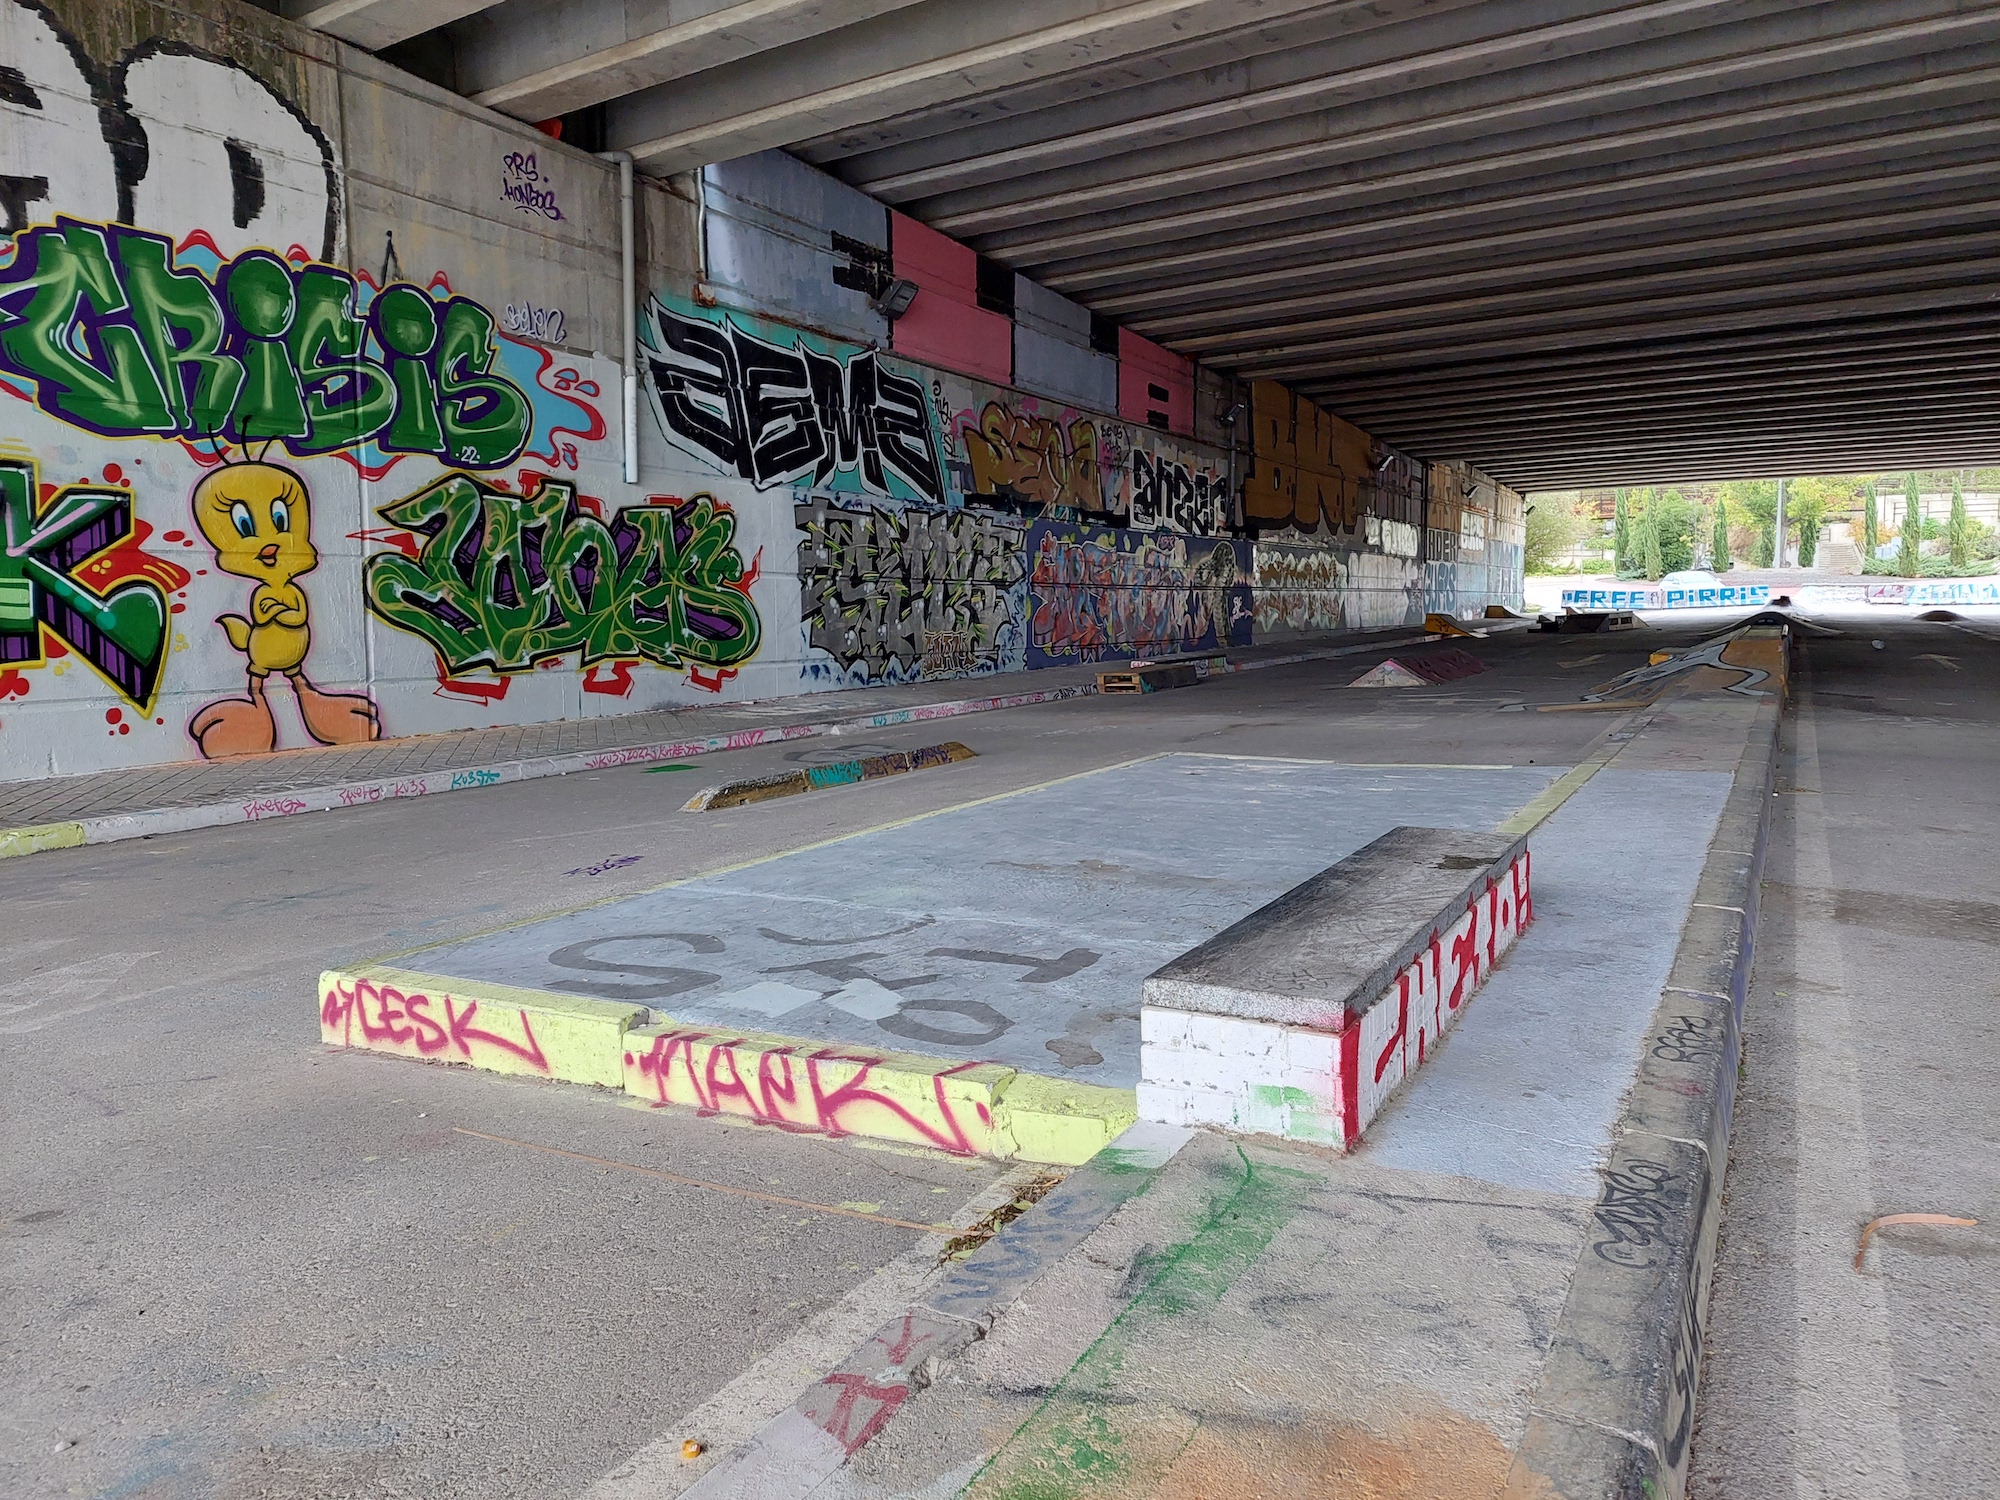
(1391, 387, 2000, 457)
(1085, 158, 2000, 317)
(603, 0, 1383, 172)
(1484, 431, 2000, 489)
(949, 59, 2000, 270)
(1328, 349, 2000, 429)
(1462, 416, 2000, 462)
(1128, 198, 2000, 344)
(1229, 265, 2000, 382)
(1035, 120, 2000, 293)
(1160, 230, 2000, 360)
(1008, 110, 2000, 286)
(902, 2, 1999, 227)
(800, 0, 1479, 178)
(461, 1, 933, 123)
(1302, 308, 2000, 404)
(282, 0, 503, 51)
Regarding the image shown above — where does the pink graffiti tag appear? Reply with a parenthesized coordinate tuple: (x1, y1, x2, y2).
(320, 977, 550, 1072)
(241, 796, 308, 819)
(628, 1029, 991, 1155)
(804, 1373, 910, 1455)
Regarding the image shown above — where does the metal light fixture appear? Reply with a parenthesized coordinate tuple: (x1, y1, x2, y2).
(872, 278, 919, 320)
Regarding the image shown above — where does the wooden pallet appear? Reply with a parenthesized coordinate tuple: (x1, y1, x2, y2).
(1098, 662, 1205, 693)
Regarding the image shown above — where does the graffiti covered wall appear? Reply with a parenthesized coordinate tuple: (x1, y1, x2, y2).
(1027, 521, 1252, 667)
(0, 0, 780, 779)
(0, 0, 1523, 783)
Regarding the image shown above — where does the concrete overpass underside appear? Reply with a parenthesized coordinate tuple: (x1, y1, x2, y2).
(299, 0, 2000, 489)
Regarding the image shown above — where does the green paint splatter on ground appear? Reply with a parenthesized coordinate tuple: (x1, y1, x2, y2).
(641, 763, 696, 773)
(964, 1146, 1315, 1499)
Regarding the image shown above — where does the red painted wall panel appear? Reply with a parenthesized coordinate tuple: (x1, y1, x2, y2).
(889, 211, 1012, 385)
(1118, 328, 1195, 437)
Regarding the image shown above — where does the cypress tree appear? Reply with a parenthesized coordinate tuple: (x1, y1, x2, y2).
(1863, 482, 1879, 555)
(1898, 473, 1923, 577)
(1949, 474, 1972, 573)
(1638, 496, 1664, 580)
(1711, 502, 1731, 572)
(1613, 490, 1631, 576)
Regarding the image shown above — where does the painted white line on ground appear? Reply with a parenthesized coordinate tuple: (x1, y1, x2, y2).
(1786, 696, 1912, 1500)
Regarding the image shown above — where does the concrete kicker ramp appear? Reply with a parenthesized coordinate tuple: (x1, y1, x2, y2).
(318, 756, 1561, 1163)
(1139, 826, 1530, 1149)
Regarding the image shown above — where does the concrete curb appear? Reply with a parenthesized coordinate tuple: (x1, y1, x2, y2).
(681, 741, 976, 811)
(0, 624, 1492, 861)
(674, 1121, 1194, 1499)
(318, 963, 1137, 1167)
(0, 684, 1091, 860)
(1505, 634, 1788, 1499)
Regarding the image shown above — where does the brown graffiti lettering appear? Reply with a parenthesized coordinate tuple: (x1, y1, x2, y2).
(962, 402, 1102, 513)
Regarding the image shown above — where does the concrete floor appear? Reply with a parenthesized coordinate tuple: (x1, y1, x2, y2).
(1691, 612, 2000, 1500)
(0, 615, 1760, 1499)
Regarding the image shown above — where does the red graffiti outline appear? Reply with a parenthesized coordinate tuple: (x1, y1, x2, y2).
(433, 657, 512, 702)
(582, 661, 638, 696)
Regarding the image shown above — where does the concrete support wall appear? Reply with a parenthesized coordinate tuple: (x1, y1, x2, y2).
(0, 0, 1523, 782)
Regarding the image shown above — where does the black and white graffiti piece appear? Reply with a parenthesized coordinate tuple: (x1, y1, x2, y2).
(797, 499, 1026, 680)
(645, 301, 943, 503)
(0, 0, 338, 256)
(1129, 448, 1228, 537)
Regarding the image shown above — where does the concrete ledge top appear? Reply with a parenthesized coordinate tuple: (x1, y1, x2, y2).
(1141, 825, 1528, 1031)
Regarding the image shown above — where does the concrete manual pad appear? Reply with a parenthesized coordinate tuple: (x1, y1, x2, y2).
(385, 755, 1563, 1087)
(1143, 824, 1529, 1030)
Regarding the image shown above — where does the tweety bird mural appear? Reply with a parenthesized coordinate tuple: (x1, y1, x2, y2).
(188, 461, 381, 757)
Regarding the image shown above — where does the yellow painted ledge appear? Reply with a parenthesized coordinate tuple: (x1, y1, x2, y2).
(318, 966, 645, 1088)
(315, 967, 1136, 1165)
(0, 822, 85, 860)
(996, 1073, 1140, 1166)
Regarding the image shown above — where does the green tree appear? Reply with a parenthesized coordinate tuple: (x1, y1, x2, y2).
(1613, 490, 1633, 577)
(1653, 488, 1698, 574)
(1637, 492, 1664, 579)
(1898, 473, 1923, 577)
(1524, 493, 1591, 574)
(1863, 482, 1879, 555)
(1949, 474, 1973, 572)
(1721, 479, 1777, 567)
(1711, 501, 1732, 572)
(1789, 495, 1829, 568)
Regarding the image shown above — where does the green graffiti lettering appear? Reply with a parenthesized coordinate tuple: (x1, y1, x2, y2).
(0, 219, 531, 468)
(223, 252, 308, 442)
(288, 266, 395, 453)
(371, 285, 446, 455)
(436, 301, 531, 468)
(0, 222, 173, 433)
(0, 460, 171, 711)
(364, 474, 761, 678)
(118, 233, 242, 436)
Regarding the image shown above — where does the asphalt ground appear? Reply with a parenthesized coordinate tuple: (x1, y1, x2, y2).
(2, 613, 1747, 1500)
(1691, 611, 2000, 1499)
